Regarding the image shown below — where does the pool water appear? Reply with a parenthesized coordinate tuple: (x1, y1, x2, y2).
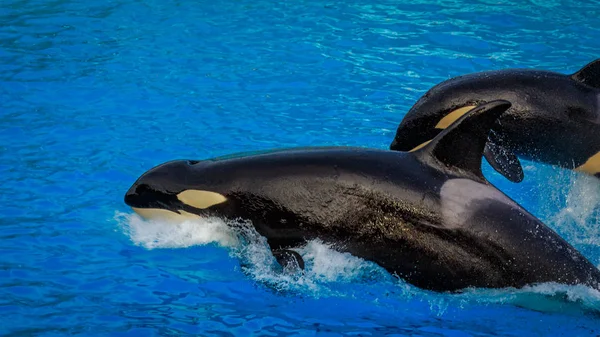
(2, 0, 600, 335)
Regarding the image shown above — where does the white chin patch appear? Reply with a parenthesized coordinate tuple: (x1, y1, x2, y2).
(131, 207, 201, 222)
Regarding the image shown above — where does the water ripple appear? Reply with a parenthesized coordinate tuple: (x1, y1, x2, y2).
(2, 0, 600, 335)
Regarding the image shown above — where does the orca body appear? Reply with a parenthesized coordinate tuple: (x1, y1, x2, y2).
(124, 101, 600, 292)
(390, 59, 600, 182)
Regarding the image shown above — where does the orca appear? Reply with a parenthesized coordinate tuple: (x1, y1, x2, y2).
(124, 101, 600, 292)
(390, 59, 600, 182)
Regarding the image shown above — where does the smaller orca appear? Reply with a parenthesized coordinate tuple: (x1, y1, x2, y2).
(124, 101, 600, 292)
(389, 59, 600, 182)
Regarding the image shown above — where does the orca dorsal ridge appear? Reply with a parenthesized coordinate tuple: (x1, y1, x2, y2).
(414, 100, 518, 183)
(572, 59, 600, 88)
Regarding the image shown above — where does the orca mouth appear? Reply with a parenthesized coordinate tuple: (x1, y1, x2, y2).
(130, 206, 202, 222)
(124, 183, 187, 217)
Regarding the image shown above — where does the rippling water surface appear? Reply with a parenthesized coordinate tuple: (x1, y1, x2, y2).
(2, 0, 600, 335)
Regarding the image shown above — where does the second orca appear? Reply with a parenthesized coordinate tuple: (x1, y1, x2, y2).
(390, 59, 600, 182)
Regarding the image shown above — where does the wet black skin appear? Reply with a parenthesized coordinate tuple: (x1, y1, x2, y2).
(125, 101, 600, 292)
(390, 59, 600, 178)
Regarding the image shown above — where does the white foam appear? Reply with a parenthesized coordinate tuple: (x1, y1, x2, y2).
(115, 208, 600, 312)
(229, 223, 389, 296)
(115, 212, 239, 249)
(298, 240, 377, 283)
(115, 212, 384, 296)
(452, 282, 600, 315)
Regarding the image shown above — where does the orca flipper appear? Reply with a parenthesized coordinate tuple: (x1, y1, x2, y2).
(414, 100, 516, 183)
(484, 131, 524, 183)
(273, 249, 305, 272)
(571, 59, 600, 88)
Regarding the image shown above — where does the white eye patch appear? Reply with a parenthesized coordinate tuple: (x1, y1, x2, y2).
(176, 190, 227, 209)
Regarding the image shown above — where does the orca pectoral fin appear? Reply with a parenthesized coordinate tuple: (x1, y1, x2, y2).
(484, 131, 524, 183)
(273, 249, 305, 272)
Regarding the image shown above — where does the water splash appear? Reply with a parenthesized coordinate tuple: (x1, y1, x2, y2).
(544, 171, 600, 247)
(216, 220, 395, 297)
(116, 211, 600, 314)
(453, 283, 600, 316)
(116, 212, 390, 297)
(234, 234, 394, 297)
(520, 166, 600, 272)
(115, 212, 239, 249)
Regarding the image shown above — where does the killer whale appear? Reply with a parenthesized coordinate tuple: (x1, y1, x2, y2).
(390, 59, 600, 182)
(124, 101, 600, 292)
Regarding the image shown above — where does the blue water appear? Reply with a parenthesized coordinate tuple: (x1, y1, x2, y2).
(2, 0, 600, 335)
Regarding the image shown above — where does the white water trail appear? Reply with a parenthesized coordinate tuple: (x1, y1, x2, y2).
(115, 212, 239, 249)
(115, 212, 388, 297)
(453, 283, 600, 316)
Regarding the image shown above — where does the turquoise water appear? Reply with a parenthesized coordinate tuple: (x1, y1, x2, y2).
(2, 0, 600, 335)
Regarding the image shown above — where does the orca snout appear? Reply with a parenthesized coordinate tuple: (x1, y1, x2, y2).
(124, 181, 179, 211)
(123, 160, 194, 210)
(124, 184, 138, 207)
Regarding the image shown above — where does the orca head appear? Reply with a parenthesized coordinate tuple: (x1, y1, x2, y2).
(124, 159, 229, 222)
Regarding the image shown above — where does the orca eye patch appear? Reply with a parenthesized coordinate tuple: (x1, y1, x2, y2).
(176, 189, 227, 209)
